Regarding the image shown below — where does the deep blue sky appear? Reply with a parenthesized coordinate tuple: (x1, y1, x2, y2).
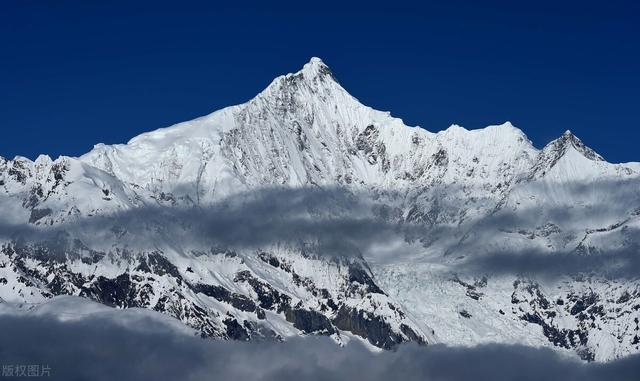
(1, 0, 638, 162)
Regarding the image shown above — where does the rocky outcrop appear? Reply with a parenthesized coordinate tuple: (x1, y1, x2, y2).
(0, 241, 427, 349)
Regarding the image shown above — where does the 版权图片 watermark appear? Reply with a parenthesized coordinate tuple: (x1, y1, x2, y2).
(1, 364, 50, 377)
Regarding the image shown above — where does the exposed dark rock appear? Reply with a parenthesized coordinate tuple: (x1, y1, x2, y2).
(521, 312, 588, 353)
(431, 148, 448, 167)
(50, 161, 68, 182)
(258, 251, 280, 268)
(348, 262, 384, 294)
(154, 293, 220, 338)
(192, 283, 230, 300)
(8, 162, 28, 184)
(224, 318, 250, 341)
(82, 274, 140, 308)
(28, 208, 52, 224)
(617, 291, 631, 304)
(234, 270, 291, 313)
(228, 294, 260, 315)
(400, 324, 425, 344)
(192, 283, 263, 317)
(356, 125, 379, 152)
(570, 293, 598, 315)
(452, 276, 485, 300)
(333, 305, 422, 349)
(136, 252, 182, 279)
(284, 307, 335, 335)
(355, 125, 388, 169)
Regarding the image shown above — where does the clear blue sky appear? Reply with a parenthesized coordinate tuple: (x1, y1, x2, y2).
(1, 0, 638, 162)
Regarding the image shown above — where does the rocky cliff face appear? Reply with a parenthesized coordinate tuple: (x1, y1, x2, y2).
(1, 58, 640, 360)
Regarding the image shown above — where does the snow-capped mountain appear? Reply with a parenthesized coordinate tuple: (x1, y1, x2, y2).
(1, 58, 639, 361)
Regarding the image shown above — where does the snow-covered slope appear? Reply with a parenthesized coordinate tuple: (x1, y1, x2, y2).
(1, 58, 639, 360)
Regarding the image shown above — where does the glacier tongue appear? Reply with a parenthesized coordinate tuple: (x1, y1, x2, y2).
(2, 57, 640, 360)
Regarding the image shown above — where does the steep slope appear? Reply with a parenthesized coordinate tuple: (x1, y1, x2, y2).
(79, 59, 540, 204)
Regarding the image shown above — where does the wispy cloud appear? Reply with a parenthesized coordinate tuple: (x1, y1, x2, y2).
(3, 184, 640, 278)
(456, 245, 640, 280)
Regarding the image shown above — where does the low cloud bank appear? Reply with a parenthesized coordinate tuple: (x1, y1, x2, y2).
(2, 186, 640, 278)
(1, 187, 424, 258)
(0, 310, 639, 381)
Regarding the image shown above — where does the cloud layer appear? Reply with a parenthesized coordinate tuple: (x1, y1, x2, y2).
(3, 185, 640, 278)
(1, 309, 639, 381)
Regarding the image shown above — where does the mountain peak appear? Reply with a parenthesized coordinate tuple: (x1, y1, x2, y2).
(298, 56, 335, 81)
(551, 130, 604, 162)
(304, 56, 327, 69)
(259, 57, 340, 98)
(491, 121, 526, 135)
(531, 129, 605, 178)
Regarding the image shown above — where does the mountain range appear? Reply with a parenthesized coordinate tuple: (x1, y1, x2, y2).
(1, 58, 639, 361)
